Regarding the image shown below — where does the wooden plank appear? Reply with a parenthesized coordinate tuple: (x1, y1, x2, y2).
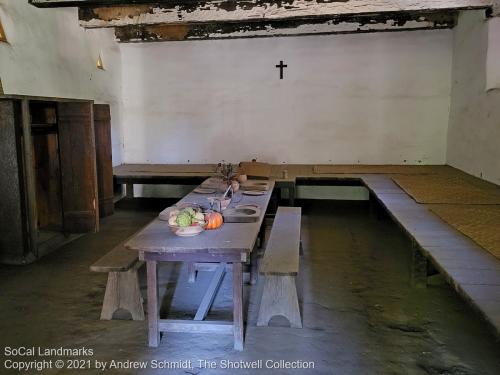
(30, 0, 148, 6)
(90, 245, 139, 272)
(91, 222, 155, 272)
(32, 131, 63, 229)
(260, 207, 301, 276)
(31, 0, 496, 12)
(142, 252, 244, 263)
(114, 163, 217, 175)
(240, 161, 271, 179)
(0, 94, 91, 103)
(158, 319, 233, 334)
(114, 12, 457, 42)
(194, 263, 226, 321)
(58, 101, 99, 233)
(78, 1, 493, 28)
(21, 100, 38, 257)
(93, 104, 114, 217)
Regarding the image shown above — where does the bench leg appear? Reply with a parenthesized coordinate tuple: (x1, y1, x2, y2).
(120, 267, 145, 320)
(100, 272, 120, 320)
(411, 242, 428, 289)
(100, 266, 145, 321)
(257, 275, 302, 328)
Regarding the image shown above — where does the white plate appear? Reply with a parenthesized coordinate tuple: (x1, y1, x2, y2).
(242, 190, 265, 196)
(193, 187, 216, 194)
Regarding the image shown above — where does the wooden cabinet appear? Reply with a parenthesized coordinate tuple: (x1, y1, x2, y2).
(0, 96, 111, 264)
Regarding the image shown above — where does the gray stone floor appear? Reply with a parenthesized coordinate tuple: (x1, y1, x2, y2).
(1, 200, 500, 374)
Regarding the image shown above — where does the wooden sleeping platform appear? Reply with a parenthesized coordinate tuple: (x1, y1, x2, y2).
(113, 164, 216, 198)
(113, 163, 500, 338)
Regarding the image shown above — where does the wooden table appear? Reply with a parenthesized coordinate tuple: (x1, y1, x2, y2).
(125, 180, 275, 350)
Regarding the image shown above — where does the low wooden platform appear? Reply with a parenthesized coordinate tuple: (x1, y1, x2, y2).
(362, 174, 500, 337)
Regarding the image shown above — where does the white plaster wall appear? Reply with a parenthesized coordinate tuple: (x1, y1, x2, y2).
(120, 30, 452, 165)
(447, 11, 500, 185)
(0, 0, 123, 164)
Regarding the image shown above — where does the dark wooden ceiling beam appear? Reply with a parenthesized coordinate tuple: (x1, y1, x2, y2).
(76, 1, 492, 29)
(114, 11, 458, 42)
(30, 0, 495, 10)
(29, 0, 191, 7)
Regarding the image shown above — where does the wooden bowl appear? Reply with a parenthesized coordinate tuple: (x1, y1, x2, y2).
(168, 223, 205, 237)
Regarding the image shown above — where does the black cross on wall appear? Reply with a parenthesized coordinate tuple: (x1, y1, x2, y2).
(276, 60, 288, 79)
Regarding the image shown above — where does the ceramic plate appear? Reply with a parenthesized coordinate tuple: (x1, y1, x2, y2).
(193, 187, 216, 194)
(242, 190, 265, 196)
(169, 224, 205, 237)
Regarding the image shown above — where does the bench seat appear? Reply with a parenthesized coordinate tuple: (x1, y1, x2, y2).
(257, 207, 302, 328)
(90, 245, 139, 273)
(90, 234, 145, 321)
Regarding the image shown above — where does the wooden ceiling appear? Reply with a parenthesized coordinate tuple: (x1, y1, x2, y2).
(29, 1, 495, 42)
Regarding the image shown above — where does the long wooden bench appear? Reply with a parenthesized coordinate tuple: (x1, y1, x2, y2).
(361, 174, 500, 336)
(90, 237, 145, 321)
(257, 206, 302, 328)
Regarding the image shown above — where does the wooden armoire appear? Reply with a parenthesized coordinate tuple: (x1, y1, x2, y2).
(0, 96, 113, 265)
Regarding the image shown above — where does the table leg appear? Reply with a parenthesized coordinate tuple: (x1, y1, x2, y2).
(147, 260, 160, 347)
(232, 262, 244, 351)
(187, 262, 197, 283)
(289, 186, 295, 207)
(126, 183, 134, 198)
(194, 263, 226, 321)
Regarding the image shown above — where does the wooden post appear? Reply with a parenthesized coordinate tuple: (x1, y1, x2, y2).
(411, 241, 428, 289)
(147, 260, 160, 347)
(21, 100, 38, 256)
(288, 185, 296, 207)
(126, 183, 134, 198)
(232, 262, 244, 351)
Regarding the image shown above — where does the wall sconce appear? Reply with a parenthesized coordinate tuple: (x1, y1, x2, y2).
(96, 54, 104, 70)
(0, 18, 8, 43)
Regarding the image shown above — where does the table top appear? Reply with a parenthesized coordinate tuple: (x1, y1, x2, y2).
(125, 180, 275, 255)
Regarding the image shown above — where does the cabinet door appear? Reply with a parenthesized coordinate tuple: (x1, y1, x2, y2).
(0, 100, 28, 263)
(58, 102, 98, 233)
(93, 104, 114, 217)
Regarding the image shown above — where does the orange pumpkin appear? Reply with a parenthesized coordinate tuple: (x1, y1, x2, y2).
(205, 212, 223, 230)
